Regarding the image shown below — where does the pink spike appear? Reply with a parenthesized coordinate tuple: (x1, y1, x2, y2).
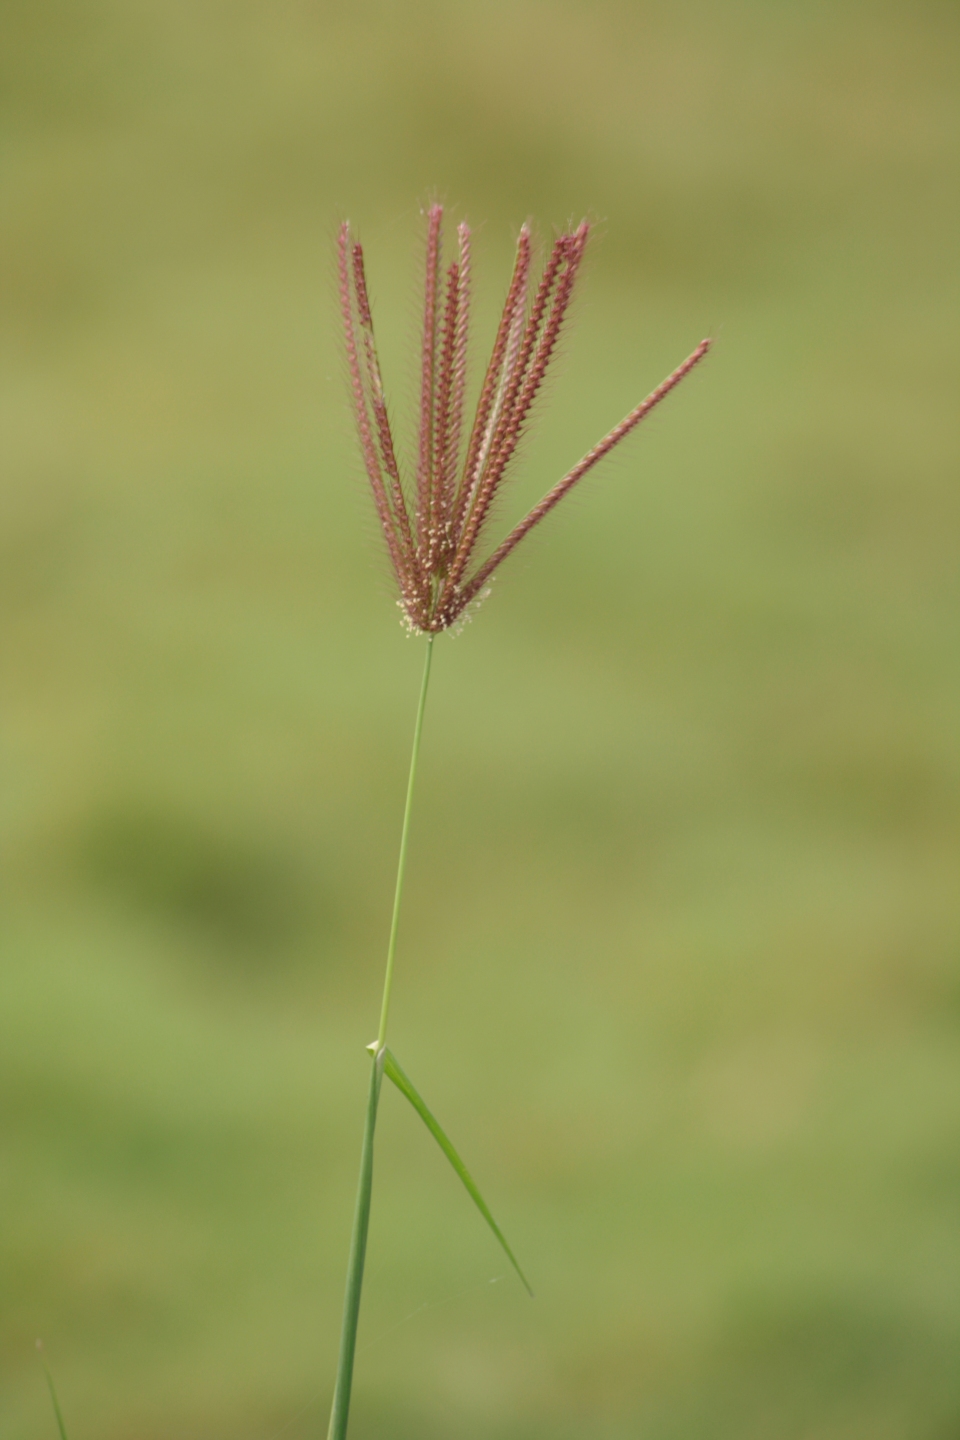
(481, 223, 589, 502)
(442, 222, 471, 544)
(443, 229, 583, 600)
(416, 205, 443, 555)
(337, 224, 407, 587)
(452, 226, 532, 542)
(432, 259, 460, 564)
(350, 240, 420, 592)
(459, 338, 713, 606)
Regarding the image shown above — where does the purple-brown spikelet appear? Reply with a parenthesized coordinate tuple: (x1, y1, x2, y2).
(337, 207, 711, 633)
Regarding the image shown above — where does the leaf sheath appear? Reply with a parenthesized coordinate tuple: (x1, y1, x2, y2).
(327, 1050, 385, 1440)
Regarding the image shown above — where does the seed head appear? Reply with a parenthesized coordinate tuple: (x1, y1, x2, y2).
(338, 206, 710, 633)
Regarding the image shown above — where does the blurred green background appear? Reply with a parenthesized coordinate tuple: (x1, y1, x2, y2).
(2, 1, 959, 1437)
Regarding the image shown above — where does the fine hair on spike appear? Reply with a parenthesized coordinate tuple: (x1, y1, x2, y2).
(338, 212, 711, 633)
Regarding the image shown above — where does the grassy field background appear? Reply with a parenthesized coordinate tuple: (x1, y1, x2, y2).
(2, 1, 959, 1437)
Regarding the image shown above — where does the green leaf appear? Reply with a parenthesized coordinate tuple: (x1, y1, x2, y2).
(383, 1049, 533, 1296)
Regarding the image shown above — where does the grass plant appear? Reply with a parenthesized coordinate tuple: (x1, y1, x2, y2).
(329, 206, 709, 1439)
(4, 6, 958, 1433)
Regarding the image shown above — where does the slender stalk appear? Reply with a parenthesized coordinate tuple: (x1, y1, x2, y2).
(327, 635, 435, 1440)
(376, 633, 434, 1050)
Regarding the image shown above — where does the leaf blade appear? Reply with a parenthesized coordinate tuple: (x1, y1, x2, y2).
(384, 1049, 533, 1295)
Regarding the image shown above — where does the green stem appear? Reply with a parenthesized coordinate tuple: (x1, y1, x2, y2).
(327, 635, 435, 1440)
(326, 1049, 384, 1440)
(376, 633, 434, 1051)
(37, 1348, 69, 1440)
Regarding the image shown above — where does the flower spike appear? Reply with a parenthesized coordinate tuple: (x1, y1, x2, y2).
(338, 211, 711, 632)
